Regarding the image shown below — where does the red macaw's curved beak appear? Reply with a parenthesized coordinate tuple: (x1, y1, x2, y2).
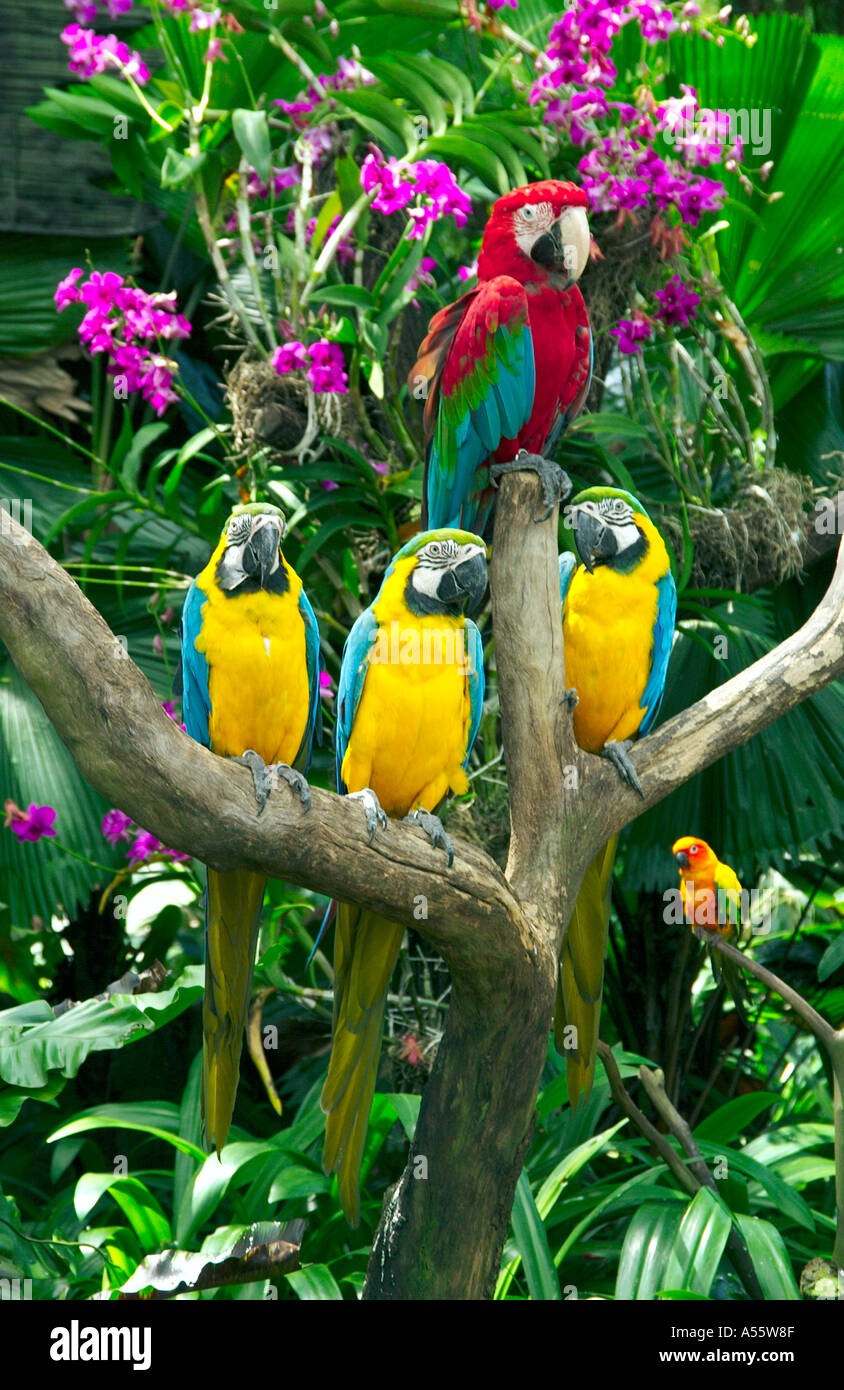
(530, 219, 573, 284)
(572, 506, 618, 573)
(675, 849, 691, 869)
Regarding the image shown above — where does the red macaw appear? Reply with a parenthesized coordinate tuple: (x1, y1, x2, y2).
(410, 179, 593, 535)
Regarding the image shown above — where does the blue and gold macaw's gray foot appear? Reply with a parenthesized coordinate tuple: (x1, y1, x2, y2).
(602, 739, 645, 798)
(347, 788, 388, 845)
(489, 452, 573, 523)
(561, 687, 579, 713)
(230, 749, 274, 813)
(268, 763, 311, 812)
(230, 752, 311, 814)
(403, 809, 455, 868)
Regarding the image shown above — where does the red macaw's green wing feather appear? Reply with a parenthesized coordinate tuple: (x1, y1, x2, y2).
(321, 902, 405, 1227)
(409, 276, 535, 534)
(554, 834, 618, 1109)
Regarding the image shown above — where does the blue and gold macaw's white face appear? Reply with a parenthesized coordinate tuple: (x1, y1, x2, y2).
(215, 504, 288, 593)
(407, 535, 488, 616)
(570, 495, 647, 574)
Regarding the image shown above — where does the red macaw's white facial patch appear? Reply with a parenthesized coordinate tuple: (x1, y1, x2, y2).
(512, 203, 590, 281)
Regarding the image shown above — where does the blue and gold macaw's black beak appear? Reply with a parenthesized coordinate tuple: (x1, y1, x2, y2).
(572, 505, 617, 573)
(438, 548, 488, 611)
(242, 516, 281, 588)
(675, 850, 691, 869)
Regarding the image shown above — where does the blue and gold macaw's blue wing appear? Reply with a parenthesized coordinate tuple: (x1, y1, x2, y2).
(411, 278, 536, 535)
(180, 581, 211, 747)
(559, 550, 577, 606)
(463, 618, 485, 768)
(335, 605, 379, 794)
(639, 571, 678, 736)
(295, 584, 323, 771)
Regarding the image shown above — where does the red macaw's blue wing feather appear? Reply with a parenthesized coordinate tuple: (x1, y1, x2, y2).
(410, 277, 535, 534)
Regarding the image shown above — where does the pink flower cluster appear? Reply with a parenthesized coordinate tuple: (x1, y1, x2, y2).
(610, 274, 701, 354)
(272, 56, 376, 125)
(247, 166, 300, 200)
(271, 339, 348, 395)
(4, 800, 57, 843)
(101, 809, 191, 865)
(55, 268, 191, 417)
(61, 22, 150, 83)
(361, 148, 472, 239)
(64, 0, 132, 21)
(530, 2, 738, 226)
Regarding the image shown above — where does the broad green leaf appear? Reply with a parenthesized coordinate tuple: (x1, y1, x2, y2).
(661, 1188, 732, 1297)
(693, 1092, 778, 1145)
(697, 1140, 814, 1232)
(383, 1092, 421, 1141)
(232, 109, 271, 182)
(287, 1265, 343, 1300)
(615, 1203, 683, 1301)
(818, 933, 844, 981)
(161, 149, 207, 188)
(733, 1214, 800, 1299)
(535, 1121, 627, 1220)
(509, 1171, 560, 1301)
(49, 1102, 206, 1160)
(74, 1174, 172, 1254)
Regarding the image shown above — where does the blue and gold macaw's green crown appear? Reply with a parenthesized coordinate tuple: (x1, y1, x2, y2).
(570, 486, 651, 521)
(386, 527, 489, 574)
(228, 502, 286, 520)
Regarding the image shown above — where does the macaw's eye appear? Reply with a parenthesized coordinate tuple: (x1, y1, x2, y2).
(227, 515, 251, 543)
(522, 206, 535, 220)
(428, 543, 441, 556)
(689, 844, 699, 854)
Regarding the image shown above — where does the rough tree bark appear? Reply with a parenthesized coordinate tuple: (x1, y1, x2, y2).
(0, 487, 842, 1300)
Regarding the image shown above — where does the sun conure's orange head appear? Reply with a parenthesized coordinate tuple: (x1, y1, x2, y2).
(672, 836, 719, 880)
(478, 179, 590, 288)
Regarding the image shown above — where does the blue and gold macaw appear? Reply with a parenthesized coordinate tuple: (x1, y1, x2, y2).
(321, 529, 487, 1226)
(557, 487, 676, 1106)
(181, 503, 321, 1153)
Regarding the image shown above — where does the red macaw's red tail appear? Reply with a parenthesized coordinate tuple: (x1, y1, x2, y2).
(554, 835, 618, 1108)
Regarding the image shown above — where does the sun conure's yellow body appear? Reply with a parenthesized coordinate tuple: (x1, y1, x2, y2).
(671, 836, 750, 1021)
(323, 553, 477, 1227)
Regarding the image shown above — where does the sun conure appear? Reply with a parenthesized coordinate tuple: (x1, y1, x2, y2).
(671, 836, 752, 1023)
(322, 528, 487, 1226)
(180, 503, 321, 1153)
(557, 487, 677, 1106)
(410, 179, 592, 535)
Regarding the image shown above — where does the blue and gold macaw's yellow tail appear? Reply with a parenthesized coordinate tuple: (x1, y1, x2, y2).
(202, 866, 267, 1153)
(321, 903, 405, 1228)
(554, 834, 618, 1109)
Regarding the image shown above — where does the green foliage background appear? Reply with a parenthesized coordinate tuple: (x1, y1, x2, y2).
(0, 0, 842, 1301)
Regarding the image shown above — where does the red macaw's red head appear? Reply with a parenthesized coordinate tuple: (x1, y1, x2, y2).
(672, 836, 719, 881)
(477, 180, 590, 287)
